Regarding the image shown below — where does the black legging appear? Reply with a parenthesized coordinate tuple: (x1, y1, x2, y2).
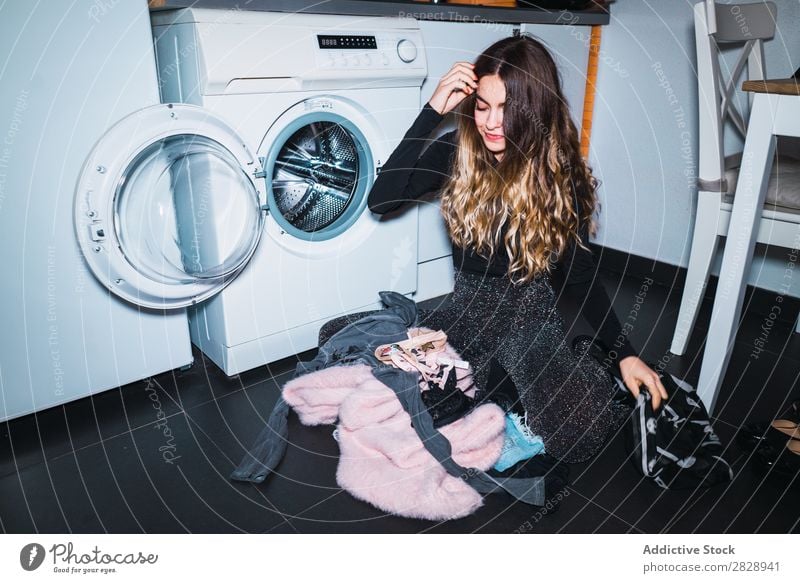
(319, 271, 630, 463)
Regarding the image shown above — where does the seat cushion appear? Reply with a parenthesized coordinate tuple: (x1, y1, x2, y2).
(724, 140, 800, 210)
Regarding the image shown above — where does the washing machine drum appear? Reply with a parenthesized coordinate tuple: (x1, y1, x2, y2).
(269, 119, 370, 238)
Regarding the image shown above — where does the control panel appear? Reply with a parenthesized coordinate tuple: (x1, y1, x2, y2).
(315, 31, 423, 70)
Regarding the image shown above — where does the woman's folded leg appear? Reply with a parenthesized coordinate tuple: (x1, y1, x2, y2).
(496, 285, 630, 464)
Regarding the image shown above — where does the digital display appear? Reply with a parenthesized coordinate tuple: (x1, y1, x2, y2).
(317, 35, 377, 50)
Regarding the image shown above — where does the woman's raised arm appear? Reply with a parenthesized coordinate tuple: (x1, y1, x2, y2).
(367, 105, 456, 214)
(368, 61, 476, 214)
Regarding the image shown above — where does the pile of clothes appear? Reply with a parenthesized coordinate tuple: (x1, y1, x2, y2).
(283, 353, 505, 520)
(231, 292, 554, 521)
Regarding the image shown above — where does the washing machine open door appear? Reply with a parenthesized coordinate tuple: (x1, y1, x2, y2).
(74, 104, 265, 309)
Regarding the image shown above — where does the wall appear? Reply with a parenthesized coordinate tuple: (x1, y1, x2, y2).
(0, 0, 192, 421)
(590, 0, 800, 296)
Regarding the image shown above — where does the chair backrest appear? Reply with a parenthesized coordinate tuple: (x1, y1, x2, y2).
(694, 0, 776, 193)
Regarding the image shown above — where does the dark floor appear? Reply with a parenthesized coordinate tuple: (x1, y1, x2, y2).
(2, 258, 800, 534)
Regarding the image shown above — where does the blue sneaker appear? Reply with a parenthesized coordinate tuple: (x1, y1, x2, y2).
(493, 412, 545, 472)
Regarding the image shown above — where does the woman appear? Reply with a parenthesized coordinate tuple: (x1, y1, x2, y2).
(328, 35, 666, 463)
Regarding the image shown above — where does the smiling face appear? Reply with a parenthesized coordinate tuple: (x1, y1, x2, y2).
(473, 73, 507, 162)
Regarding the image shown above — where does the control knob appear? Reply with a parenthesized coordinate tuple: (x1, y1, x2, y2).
(396, 39, 418, 63)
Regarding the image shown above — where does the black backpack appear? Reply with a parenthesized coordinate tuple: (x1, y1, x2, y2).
(625, 372, 733, 490)
(573, 336, 734, 490)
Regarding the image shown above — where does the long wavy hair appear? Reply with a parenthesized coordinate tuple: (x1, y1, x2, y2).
(440, 35, 598, 284)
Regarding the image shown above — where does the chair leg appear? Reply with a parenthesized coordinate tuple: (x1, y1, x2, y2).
(671, 194, 722, 355)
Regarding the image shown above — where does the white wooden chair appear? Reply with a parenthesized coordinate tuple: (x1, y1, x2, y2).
(670, 0, 800, 356)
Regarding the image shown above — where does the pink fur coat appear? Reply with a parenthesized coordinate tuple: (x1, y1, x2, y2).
(281, 331, 505, 521)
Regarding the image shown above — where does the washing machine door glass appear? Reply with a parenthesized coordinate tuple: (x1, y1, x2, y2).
(266, 113, 372, 241)
(115, 134, 258, 282)
(75, 104, 265, 309)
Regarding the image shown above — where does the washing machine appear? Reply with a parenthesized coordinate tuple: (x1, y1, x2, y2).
(0, 1, 195, 423)
(147, 9, 427, 375)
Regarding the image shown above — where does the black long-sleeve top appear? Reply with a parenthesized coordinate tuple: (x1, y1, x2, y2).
(367, 103, 636, 362)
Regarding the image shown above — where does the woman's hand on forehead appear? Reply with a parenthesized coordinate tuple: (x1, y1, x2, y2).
(428, 61, 479, 115)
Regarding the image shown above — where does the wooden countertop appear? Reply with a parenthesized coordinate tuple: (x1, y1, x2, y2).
(149, 0, 611, 26)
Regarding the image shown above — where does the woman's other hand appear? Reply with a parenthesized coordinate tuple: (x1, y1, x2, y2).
(428, 62, 478, 115)
(618, 356, 669, 410)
